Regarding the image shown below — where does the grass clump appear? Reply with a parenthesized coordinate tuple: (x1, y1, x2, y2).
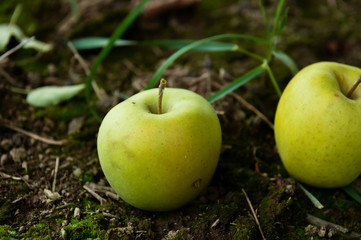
(230, 216, 258, 240)
(63, 213, 105, 239)
(22, 223, 51, 240)
(0, 225, 19, 239)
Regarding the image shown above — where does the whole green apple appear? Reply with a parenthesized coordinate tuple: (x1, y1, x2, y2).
(274, 62, 361, 188)
(97, 87, 222, 211)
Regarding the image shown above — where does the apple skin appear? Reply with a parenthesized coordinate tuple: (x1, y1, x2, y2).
(274, 62, 361, 188)
(97, 88, 222, 211)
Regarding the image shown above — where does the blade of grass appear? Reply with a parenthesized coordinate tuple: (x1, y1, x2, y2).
(267, 0, 285, 60)
(342, 185, 361, 205)
(71, 37, 238, 52)
(71, 37, 137, 50)
(68, 0, 80, 21)
(277, 7, 289, 35)
(271, 0, 286, 39)
(297, 182, 324, 209)
(146, 33, 267, 89)
(85, 0, 150, 103)
(272, 50, 299, 75)
(258, 0, 268, 27)
(141, 39, 238, 52)
(9, 4, 22, 27)
(207, 65, 265, 103)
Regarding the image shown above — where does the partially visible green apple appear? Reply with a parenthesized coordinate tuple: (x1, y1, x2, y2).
(274, 62, 361, 188)
(97, 87, 222, 211)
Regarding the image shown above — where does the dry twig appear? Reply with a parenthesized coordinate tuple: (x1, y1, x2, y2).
(0, 36, 35, 63)
(83, 183, 106, 204)
(0, 119, 68, 145)
(67, 41, 106, 100)
(0, 118, 67, 145)
(52, 157, 60, 192)
(306, 214, 348, 234)
(212, 81, 274, 130)
(242, 188, 266, 240)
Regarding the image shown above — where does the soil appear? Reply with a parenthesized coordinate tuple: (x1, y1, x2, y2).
(1, 0, 361, 239)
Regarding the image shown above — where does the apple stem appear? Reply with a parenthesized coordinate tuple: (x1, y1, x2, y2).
(158, 78, 167, 114)
(346, 75, 361, 98)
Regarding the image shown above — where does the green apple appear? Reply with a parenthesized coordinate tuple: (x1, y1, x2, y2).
(97, 87, 222, 211)
(274, 61, 361, 188)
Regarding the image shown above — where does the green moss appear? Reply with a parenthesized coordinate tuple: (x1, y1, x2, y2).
(64, 214, 105, 239)
(22, 223, 51, 239)
(0, 201, 14, 224)
(80, 198, 102, 212)
(258, 187, 295, 239)
(230, 216, 258, 240)
(218, 202, 238, 224)
(0, 225, 19, 239)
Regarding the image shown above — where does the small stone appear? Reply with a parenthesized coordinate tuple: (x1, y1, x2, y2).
(73, 168, 82, 178)
(9, 147, 26, 163)
(318, 226, 326, 237)
(305, 224, 318, 236)
(328, 228, 336, 238)
(0, 139, 13, 151)
(44, 189, 61, 201)
(62, 220, 68, 227)
(60, 228, 66, 239)
(68, 116, 85, 135)
(1, 154, 9, 166)
(22, 161, 28, 172)
(74, 207, 81, 219)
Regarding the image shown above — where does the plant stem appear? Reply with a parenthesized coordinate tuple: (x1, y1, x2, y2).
(263, 61, 282, 97)
(158, 79, 167, 114)
(346, 75, 361, 98)
(236, 46, 264, 62)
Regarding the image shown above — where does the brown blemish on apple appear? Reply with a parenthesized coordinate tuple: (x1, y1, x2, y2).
(192, 178, 202, 188)
(334, 93, 339, 97)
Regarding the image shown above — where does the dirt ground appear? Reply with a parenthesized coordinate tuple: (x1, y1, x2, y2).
(1, 0, 361, 239)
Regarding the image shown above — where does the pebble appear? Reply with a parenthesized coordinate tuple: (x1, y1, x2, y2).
(60, 228, 66, 239)
(44, 189, 61, 201)
(1, 154, 8, 166)
(68, 116, 85, 135)
(74, 207, 81, 219)
(73, 168, 82, 178)
(9, 147, 27, 163)
(0, 139, 13, 151)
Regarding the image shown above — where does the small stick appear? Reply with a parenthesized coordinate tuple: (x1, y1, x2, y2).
(67, 41, 105, 100)
(346, 75, 361, 98)
(242, 188, 266, 240)
(231, 92, 274, 130)
(158, 78, 167, 114)
(83, 184, 106, 205)
(67, 41, 90, 75)
(306, 214, 349, 234)
(0, 118, 67, 145)
(212, 81, 274, 130)
(0, 36, 35, 63)
(52, 157, 60, 192)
